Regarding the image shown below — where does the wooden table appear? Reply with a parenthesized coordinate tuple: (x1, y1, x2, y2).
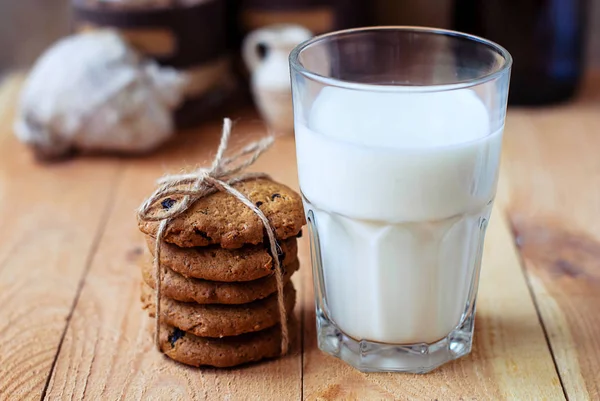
(0, 73, 599, 401)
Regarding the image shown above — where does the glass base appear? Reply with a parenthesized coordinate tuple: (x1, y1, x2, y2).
(316, 308, 475, 373)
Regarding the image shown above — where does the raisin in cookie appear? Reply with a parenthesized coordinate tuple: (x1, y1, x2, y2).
(145, 236, 298, 282)
(141, 281, 296, 337)
(138, 178, 305, 249)
(158, 319, 297, 368)
(141, 257, 299, 304)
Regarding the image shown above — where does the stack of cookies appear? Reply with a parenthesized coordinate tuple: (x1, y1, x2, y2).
(137, 178, 306, 368)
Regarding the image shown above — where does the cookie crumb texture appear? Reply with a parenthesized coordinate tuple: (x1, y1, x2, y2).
(138, 178, 306, 248)
(141, 258, 300, 304)
(141, 282, 296, 337)
(145, 236, 298, 282)
(158, 319, 297, 368)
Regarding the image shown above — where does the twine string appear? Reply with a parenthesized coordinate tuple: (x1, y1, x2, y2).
(137, 118, 289, 354)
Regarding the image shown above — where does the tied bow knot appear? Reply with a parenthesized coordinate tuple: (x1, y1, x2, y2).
(138, 119, 275, 223)
(137, 118, 289, 355)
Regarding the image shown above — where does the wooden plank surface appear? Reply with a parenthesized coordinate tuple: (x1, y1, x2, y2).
(500, 78, 600, 400)
(44, 119, 303, 401)
(301, 208, 564, 400)
(0, 75, 122, 400)
(1, 73, 599, 400)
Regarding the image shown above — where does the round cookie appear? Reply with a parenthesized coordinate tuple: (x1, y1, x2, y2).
(145, 236, 299, 282)
(138, 178, 306, 249)
(141, 281, 296, 337)
(158, 319, 297, 368)
(141, 258, 299, 304)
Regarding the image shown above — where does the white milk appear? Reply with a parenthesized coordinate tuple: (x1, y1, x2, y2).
(296, 87, 502, 344)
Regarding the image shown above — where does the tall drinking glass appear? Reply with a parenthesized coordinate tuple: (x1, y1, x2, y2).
(290, 27, 511, 373)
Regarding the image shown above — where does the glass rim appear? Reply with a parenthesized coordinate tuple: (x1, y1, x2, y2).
(289, 26, 513, 92)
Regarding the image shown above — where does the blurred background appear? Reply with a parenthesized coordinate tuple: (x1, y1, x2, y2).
(2, 0, 598, 158)
(1, 0, 598, 70)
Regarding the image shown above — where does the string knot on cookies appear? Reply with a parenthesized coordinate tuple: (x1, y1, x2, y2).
(137, 118, 291, 355)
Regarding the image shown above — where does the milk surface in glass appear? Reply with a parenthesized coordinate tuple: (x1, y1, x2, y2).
(296, 86, 502, 344)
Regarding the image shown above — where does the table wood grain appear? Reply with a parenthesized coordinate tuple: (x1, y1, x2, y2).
(0, 73, 598, 400)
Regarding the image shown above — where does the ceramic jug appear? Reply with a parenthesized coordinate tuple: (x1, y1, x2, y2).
(243, 24, 312, 134)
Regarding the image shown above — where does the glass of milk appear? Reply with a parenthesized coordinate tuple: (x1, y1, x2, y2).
(290, 27, 511, 373)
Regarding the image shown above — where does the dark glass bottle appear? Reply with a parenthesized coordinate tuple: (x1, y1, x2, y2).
(454, 0, 588, 105)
